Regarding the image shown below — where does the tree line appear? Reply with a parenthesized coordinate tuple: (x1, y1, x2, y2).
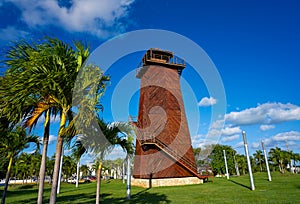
(0, 37, 134, 204)
(0, 151, 125, 184)
(194, 144, 300, 176)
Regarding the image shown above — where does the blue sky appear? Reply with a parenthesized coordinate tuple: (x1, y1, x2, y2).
(1, 0, 300, 161)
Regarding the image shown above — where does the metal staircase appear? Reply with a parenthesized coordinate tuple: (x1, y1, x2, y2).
(129, 116, 202, 180)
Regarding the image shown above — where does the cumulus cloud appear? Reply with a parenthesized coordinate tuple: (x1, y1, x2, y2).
(104, 145, 126, 160)
(260, 124, 275, 131)
(225, 102, 300, 126)
(221, 126, 241, 136)
(263, 131, 300, 147)
(4, 0, 135, 38)
(221, 134, 239, 142)
(198, 97, 217, 107)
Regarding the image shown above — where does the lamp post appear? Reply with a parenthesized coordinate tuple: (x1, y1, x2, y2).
(223, 150, 229, 179)
(262, 141, 272, 181)
(242, 131, 255, 190)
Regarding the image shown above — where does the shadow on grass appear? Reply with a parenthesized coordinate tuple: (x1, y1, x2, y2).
(56, 193, 99, 204)
(101, 189, 171, 204)
(229, 180, 251, 190)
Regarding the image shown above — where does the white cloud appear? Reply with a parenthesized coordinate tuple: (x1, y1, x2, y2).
(39, 135, 57, 145)
(233, 141, 244, 148)
(198, 97, 217, 107)
(260, 124, 275, 131)
(104, 145, 126, 160)
(210, 119, 225, 129)
(5, 0, 135, 38)
(221, 134, 239, 142)
(263, 131, 300, 147)
(221, 126, 241, 136)
(225, 102, 300, 126)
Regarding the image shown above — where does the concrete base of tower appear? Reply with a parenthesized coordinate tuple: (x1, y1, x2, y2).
(131, 177, 203, 188)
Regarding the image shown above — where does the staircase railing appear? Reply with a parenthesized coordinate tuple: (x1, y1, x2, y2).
(129, 116, 202, 179)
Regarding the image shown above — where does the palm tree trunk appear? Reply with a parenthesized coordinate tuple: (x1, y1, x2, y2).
(259, 160, 262, 172)
(1, 156, 13, 204)
(37, 110, 50, 204)
(96, 162, 102, 204)
(49, 113, 66, 204)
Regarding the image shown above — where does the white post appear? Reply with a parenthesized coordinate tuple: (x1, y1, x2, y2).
(234, 153, 240, 176)
(122, 161, 125, 184)
(76, 160, 80, 188)
(126, 155, 131, 200)
(57, 147, 64, 194)
(262, 141, 272, 181)
(243, 131, 255, 190)
(223, 150, 229, 179)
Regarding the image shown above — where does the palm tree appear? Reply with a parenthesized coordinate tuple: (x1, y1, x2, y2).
(62, 155, 77, 181)
(253, 150, 264, 172)
(236, 154, 247, 175)
(0, 37, 110, 204)
(292, 152, 300, 168)
(79, 119, 134, 204)
(71, 140, 87, 187)
(15, 153, 31, 185)
(269, 147, 285, 173)
(0, 39, 59, 204)
(0, 126, 39, 204)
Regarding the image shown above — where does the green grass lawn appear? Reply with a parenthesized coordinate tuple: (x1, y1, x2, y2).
(1, 172, 299, 203)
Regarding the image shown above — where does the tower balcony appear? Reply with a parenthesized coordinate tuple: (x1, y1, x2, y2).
(136, 48, 186, 78)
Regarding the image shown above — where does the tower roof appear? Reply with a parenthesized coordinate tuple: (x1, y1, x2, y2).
(136, 48, 186, 78)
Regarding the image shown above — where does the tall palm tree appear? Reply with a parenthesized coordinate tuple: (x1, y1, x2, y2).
(0, 39, 59, 204)
(0, 126, 39, 204)
(0, 37, 109, 204)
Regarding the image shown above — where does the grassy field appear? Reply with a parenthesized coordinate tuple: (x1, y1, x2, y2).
(1, 172, 299, 203)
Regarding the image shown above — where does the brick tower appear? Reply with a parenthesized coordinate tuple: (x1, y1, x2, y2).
(130, 49, 202, 187)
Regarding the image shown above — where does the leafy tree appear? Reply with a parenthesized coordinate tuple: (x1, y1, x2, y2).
(292, 152, 300, 168)
(0, 126, 39, 204)
(80, 165, 90, 177)
(62, 155, 77, 180)
(210, 144, 236, 175)
(46, 155, 55, 184)
(193, 147, 202, 166)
